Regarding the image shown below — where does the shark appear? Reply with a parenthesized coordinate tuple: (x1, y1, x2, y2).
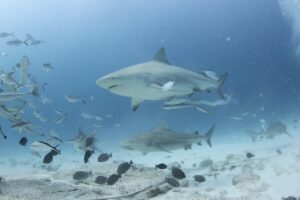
(96, 48, 228, 111)
(245, 121, 292, 142)
(121, 121, 215, 155)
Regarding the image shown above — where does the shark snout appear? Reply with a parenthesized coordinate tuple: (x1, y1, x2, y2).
(96, 75, 116, 89)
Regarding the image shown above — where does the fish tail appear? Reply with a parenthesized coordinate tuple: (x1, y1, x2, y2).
(217, 72, 228, 99)
(245, 131, 257, 142)
(203, 124, 215, 147)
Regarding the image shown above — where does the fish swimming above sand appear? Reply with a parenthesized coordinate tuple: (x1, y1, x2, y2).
(245, 121, 292, 142)
(0, 105, 22, 121)
(65, 95, 86, 104)
(6, 39, 24, 46)
(0, 32, 14, 38)
(41, 63, 54, 72)
(30, 141, 60, 155)
(0, 92, 29, 102)
(121, 121, 215, 154)
(24, 34, 43, 46)
(96, 47, 228, 111)
(0, 72, 19, 89)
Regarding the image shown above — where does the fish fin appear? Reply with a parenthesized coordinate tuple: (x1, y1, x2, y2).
(158, 120, 168, 129)
(155, 144, 172, 153)
(150, 83, 162, 89)
(202, 125, 215, 147)
(153, 47, 170, 64)
(245, 130, 257, 142)
(195, 106, 209, 114)
(285, 131, 292, 138)
(30, 150, 42, 158)
(131, 98, 143, 111)
(217, 72, 228, 99)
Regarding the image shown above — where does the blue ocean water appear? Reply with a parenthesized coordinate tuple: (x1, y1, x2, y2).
(0, 0, 299, 170)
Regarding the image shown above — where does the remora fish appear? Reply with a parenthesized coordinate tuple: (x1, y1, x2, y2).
(245, 121, 292, 142)
(0, 92, 29, 102)
(121, 121, 215, 154)
(65, 95, 86, 104)
(96, 47, 228, 111)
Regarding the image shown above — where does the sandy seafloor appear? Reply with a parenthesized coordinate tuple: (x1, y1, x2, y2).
(0, 123, 299, 200)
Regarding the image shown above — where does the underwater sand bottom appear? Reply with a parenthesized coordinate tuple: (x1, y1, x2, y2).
(0, 135, 300, 200)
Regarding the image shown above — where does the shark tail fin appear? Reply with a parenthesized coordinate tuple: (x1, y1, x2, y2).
(285, 131, 292, 138)
(203, 125, 215, 147)
(245, 130, 257, 142)
(217, 72, 228, 99)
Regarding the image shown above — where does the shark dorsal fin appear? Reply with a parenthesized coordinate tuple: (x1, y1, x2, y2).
(158, 120, 168, 130)
(153, 47, 170, 64)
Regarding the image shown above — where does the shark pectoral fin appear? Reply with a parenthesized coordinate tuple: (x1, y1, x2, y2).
(217, 72, 228, 99)
(150, 83, 162, 89)
(131, 98, 144, 111)
(153, 47, 170, 64)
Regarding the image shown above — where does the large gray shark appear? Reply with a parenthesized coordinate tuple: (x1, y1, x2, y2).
(121, 121, 215, 154)
(96, 48, 227, 111)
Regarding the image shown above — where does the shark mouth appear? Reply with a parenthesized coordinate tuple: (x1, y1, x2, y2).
(108, 84, 118, 89)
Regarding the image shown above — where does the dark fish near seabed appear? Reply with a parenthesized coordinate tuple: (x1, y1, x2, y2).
(84, 150, 94, 163)
(193, 175, 206, 183)
(43, 152, 54, 164)
(165, 177, 180, 187)
(155, 163, 167, 169)
(117, 160, 133, 176)
(73, 171, 92, 181)
(43, 150, 59, 164)
(85, 136, 95, 147)
(97, 153, 112, 162)
(172, 167, 186, 179)
(19, 137, 28, 146)
(95, 176, 107, 184)
(246, 152, 255, 158)
(276, 149, 282, 154)
(107, 174, 120, 185)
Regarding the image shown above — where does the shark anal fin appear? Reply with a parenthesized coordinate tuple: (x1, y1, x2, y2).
(131, 98, 144, 111)
(153, 47, 170, 64)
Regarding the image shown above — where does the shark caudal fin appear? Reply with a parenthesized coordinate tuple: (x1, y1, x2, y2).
(217, 72, 228, 99)
(245, 130, 257, 142)
(203, 125, 215, 147)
